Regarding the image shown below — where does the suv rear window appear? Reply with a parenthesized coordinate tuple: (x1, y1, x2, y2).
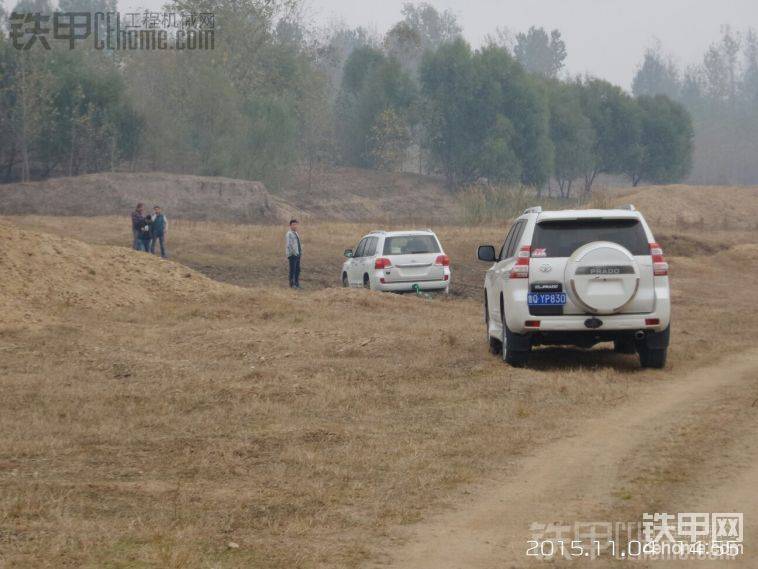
(532, 219, 649, 257)
(383, 235, 440, 255)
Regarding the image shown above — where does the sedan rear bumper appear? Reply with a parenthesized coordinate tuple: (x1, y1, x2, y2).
(375, 279, 449, 292)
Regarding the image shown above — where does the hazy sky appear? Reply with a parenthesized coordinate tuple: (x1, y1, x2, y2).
(117, 0, 757, 89)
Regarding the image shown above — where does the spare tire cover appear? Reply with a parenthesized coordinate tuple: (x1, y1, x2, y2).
(564, 241, 640, 315)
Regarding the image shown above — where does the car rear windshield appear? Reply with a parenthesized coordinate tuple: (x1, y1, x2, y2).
(532, 219, 649, 257)
(383, 235, 440, 255)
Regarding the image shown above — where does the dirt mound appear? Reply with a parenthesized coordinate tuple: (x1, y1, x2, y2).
(656, 233, 729, 257)
(0, 223, 224, 324)
(0, 172, 299, 223)
(615, 184, 758, 230)
(282, 166, 459, 223)
(0, 168, 460, 224)
(724, 243, 758, 261)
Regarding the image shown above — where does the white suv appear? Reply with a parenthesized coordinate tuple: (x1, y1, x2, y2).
(478, 206, 670, 368)
(342, 230, 451, 293)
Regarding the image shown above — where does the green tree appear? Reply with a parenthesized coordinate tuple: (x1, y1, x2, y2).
(479, 114, 520, 184)
(741, 30, 758, 105)
(578, 78, 642, 192)
(335, 46, 385, 166)
(548, 81, 596, 197)
(626, 95, 693, 186)
(240, 95, 298, 183)
(121, 0, 328, 184)
(370, 108, 411, 171)
(420, 40, 552, 188)
(632, 46, 681, 99)
(419, 39, 477, 186)
(0, 34, 139, 181)
(513, 27, 567, 79)
(336, 48, 417, 167)
(475, 45, 553, 187)
(399, 2, 461, 52)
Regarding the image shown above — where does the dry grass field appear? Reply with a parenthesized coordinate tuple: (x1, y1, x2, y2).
(1, 184, 758, 568)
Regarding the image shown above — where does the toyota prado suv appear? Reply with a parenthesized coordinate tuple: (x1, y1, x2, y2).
(477, 206, 670, 368)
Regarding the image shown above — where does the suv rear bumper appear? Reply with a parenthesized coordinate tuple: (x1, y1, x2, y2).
(530, 327, 670, 349)
(527, 313, 669, 332)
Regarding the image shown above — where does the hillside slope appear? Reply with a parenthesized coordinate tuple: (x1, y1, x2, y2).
(0, 168, 458, 224)
(614, 184, 758, 229)
(282, 166, 458, 223)
(0, 172, 298, 223)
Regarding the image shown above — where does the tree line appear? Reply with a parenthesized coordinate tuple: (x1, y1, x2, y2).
(0, 0, 695, 195)
(334, 14, 693, 194)
(632, 28, 758, 186)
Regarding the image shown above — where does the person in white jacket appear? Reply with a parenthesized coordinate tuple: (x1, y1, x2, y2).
(285, 219, 302, 288)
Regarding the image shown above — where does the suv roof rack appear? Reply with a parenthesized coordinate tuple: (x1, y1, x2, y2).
(618, 204, 636, 211)
(369, 229, 386, 234)
(523, 206, 543, 214)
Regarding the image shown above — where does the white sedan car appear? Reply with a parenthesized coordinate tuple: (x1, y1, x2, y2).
(341, 230, 451, 293)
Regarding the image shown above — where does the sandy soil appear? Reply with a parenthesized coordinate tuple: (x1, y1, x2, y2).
(376, 350, 758, 568)
(2, 182, 757, 568)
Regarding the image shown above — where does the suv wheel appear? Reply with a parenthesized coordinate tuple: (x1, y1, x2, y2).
(638, 346, 667, 369)
(636, 326, 669, 369)
(500, 304, 530, 367)
(342, 273, 349, 288)
(363, 274, 371, 290)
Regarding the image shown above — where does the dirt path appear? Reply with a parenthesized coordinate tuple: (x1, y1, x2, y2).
(375, 350, 758, 568)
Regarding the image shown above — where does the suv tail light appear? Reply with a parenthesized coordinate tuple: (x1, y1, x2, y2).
(375, 258, 392, 269)
(509, 246, 531, 279)
(434, 254, 450, 266)
(649, 243, 668, 276)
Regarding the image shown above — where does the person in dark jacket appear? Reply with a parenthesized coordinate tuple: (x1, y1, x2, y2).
(150, 205, 168, 258)
(138, 214, 153, 252)
(131, 203, 146, 250)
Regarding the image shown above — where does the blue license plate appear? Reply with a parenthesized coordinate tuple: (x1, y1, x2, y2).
(528, 292, 567, 306)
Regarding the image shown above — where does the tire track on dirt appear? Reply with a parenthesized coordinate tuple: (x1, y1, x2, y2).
(374, 350, 758, 569)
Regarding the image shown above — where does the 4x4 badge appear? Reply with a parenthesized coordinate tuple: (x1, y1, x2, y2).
(539, 264, 552, 273)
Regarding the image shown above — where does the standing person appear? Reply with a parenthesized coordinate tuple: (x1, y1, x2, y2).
(150, 205, 168, 258)
(285, 219, 302, 289)
(131, 203, 146, 250)
(138, 213, 153, 252)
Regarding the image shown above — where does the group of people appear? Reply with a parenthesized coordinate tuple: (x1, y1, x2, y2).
(131, 203, 168, 258)
(129, 206, 299, 284)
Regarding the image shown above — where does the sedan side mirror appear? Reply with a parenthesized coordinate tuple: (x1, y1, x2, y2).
(344, 249, 353, 258)
(477, 245, 497, 263)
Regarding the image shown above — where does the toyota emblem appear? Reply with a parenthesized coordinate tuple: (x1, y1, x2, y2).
(539, 264, 552, 273)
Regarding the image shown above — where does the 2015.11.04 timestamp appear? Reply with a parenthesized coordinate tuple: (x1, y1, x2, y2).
(526, 539, 619, 560)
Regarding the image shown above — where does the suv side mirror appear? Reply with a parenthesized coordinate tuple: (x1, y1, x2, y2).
(477, 245, 497, 263)
(344, 249, 353, 258)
